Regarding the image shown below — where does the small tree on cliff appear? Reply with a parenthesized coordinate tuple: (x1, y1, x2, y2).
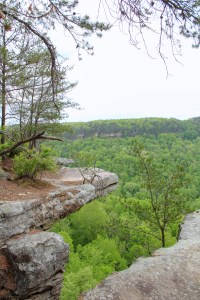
(131, 140, 189, 247)
(9, 41, 78, 146)
(0, 0, 109, 156)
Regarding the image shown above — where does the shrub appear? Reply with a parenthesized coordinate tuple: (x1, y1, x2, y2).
(13, 146, 57, 179)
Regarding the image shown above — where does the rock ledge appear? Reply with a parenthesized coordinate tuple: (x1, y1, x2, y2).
(82, 211, 200, 300)
(0, 167, 118, 299)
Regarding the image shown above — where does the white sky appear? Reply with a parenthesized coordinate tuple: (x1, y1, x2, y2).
(53, 1, 200, 122)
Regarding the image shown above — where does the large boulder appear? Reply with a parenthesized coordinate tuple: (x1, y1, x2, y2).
(4, 232, 69, 299)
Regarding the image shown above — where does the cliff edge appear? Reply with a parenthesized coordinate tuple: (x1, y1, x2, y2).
(0, 166, 118, 299)
(82, 211, 200, 300)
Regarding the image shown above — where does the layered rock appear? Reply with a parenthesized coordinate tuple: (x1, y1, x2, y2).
(0, 167, 118, 299)
(3, 232, 69, 299)
(82, 211, 200, 300)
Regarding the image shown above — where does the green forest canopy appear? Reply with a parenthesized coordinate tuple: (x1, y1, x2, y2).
(50, 117, 200, 300)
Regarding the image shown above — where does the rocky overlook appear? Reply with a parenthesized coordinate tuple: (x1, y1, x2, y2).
(1, 163, 200, 300)
(0, 166, 118, 299)
(82, 211, 200, 300)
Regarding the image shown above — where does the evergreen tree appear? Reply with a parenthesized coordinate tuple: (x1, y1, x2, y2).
(0, 0, 110, 102)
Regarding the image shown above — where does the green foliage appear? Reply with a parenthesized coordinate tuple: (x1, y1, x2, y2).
(13, 146, 57, 179)
(62, 118, 200, 140)
(58, 233, 127, 300)
(69, 201, 109, 246)
(0, 141, 12, 153)
(49, 117, 200, 298)
(131, 140, 189, 247)
(0, 138, 24, 157)
(2, 1, 110, 61)
(72, 151, 97, 169)
(60, 266, 97, 300)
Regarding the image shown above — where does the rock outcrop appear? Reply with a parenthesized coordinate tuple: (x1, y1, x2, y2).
(82, 211, 200, 300)
(0, 167, 118, 299)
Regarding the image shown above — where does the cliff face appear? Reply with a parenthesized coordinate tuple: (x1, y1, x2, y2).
(0, 167, 118, 299)
(82, 211, 200, 300)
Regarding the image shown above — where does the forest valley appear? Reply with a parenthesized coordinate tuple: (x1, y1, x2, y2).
(1, 117, 200, 299)
(1, 117, 200, 298)
(43, 117, 200, 299)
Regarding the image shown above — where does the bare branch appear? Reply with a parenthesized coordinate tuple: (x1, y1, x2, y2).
(0, 131, 63, 156)
(103, 0, 200, 65)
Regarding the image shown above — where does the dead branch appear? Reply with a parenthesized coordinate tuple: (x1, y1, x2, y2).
(0, 131, 64, 156)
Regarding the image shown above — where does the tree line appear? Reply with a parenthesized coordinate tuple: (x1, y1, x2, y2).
(62, 117, 200, 140)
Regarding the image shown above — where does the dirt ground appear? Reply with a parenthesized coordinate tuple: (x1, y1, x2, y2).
(0, 158, 59, 201)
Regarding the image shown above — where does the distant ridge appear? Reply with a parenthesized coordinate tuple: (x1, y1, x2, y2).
(64, 117, 200, 140)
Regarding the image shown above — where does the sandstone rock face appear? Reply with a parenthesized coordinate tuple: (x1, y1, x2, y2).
(0, 167, 118, 247)
(82, 211, 200, 300)
(0, 184, 96, 247)
(55, 157, 75, 166)
(0, 166, 118, 299)
(52, 167, 119, 193)
(5, 232, 69, 299)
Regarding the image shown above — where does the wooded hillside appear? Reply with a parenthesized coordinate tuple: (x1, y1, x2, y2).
(50, 117, 200, 299)
(64, 117, 200, 140)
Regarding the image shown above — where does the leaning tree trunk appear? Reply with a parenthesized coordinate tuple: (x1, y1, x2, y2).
(1, 28, 6, 145)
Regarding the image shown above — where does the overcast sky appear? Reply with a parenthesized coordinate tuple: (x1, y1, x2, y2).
(53, 1, 200, 122)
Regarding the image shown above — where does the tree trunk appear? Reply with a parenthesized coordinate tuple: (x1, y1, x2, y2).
(1, 28, 6, 145)
(161, 227, 165, 247)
